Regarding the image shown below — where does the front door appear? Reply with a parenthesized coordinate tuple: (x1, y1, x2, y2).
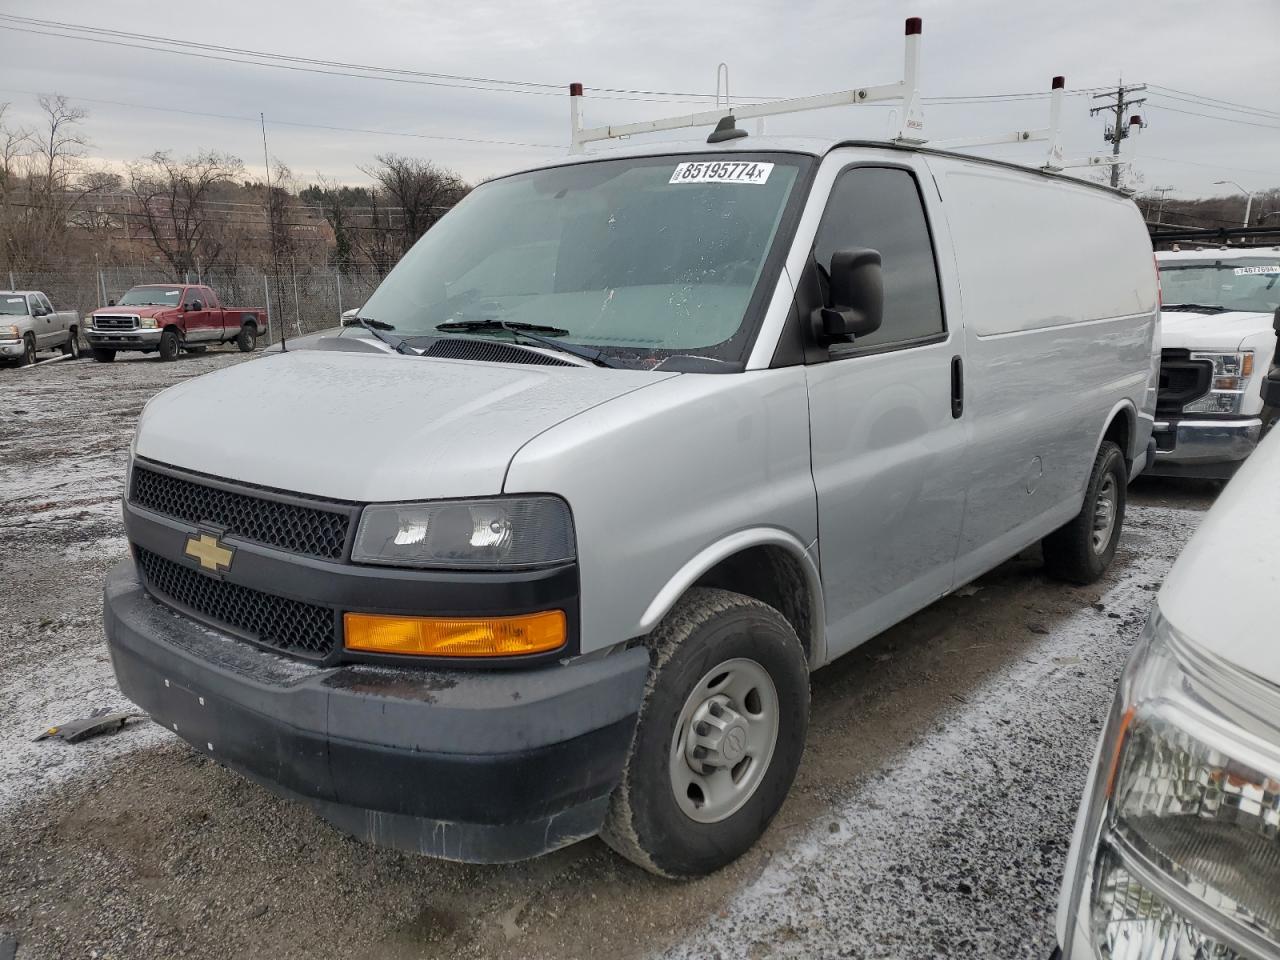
(805, 163, 968, 660)
(182, 288, 215, 341)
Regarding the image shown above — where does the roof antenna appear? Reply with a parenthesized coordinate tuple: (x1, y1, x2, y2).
(708, 115, 748, 143)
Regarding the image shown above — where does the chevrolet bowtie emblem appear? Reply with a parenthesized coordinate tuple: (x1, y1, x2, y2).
(184, 532, 234, 573)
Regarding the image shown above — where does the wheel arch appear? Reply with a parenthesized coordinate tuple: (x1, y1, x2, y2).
(1095, 400, 1137, 472)
(637, 529, 825, 667)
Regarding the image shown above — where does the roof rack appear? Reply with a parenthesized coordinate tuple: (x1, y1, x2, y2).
(568, 17, 1130, 175)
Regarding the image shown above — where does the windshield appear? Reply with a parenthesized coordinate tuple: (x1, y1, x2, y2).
(0, 296, 30, 316)
(1159, 258, 1280, 314)
(118, 286, 183, 307)
(358, 153, 809, 367)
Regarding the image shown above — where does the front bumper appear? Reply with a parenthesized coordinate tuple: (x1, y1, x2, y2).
(104, 558, 649, 863)
(1146, 417, 1262, 479)
(86, 328, 162, 350)
(0, 339, 23, 357)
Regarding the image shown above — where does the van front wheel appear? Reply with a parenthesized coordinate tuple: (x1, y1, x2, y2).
(1042, 440, 1127, 585)
(600, 587, 809, 878)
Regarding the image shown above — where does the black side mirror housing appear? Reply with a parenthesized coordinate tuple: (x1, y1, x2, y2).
(108, 299, 116, 306)
(811, 248, 884, 344)
(189, 300, 203, 311)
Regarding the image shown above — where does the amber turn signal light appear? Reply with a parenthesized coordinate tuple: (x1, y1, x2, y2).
(343, 610, 566, 658)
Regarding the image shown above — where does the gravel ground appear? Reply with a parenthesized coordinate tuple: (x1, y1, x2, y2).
(0, 348, 1218, 960)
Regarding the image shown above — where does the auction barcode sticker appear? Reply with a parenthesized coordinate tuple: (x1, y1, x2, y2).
(1234, 265, 1280, 275)
(670, 161, 774, 185)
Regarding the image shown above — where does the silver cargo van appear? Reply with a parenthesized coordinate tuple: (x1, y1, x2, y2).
(104, 134, 1159, 877)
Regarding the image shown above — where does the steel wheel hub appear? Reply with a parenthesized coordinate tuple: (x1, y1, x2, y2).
(1092, 473, 1118, 554)
(669, 657, 779, 824)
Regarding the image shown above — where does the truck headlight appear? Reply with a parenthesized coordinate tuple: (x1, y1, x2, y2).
(352, 496, 575, 569)
(2, 324, 17, 340)
(1183, 352, 1254, 415)
(1068, 614, 1280, 959)
(139, 316, 158, 329)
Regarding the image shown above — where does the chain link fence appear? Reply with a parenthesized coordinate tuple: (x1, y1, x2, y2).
(1, 263, 385, 343)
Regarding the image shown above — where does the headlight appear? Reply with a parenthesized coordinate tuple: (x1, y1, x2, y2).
(139, 316, 158, 329)
(351, 496, 575, 569)
(1183, 352, 1254, 415)
(2, 324, 18, 339)
(1066, 613, 1280, 959)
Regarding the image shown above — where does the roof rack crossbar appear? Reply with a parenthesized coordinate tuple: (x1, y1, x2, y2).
(567, 19, 1132, 179)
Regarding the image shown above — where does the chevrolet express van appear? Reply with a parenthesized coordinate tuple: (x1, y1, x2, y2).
(104, 136, 1159, 877)
(1054, 428, 1280, 959)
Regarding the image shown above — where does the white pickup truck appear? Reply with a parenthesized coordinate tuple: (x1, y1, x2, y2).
(0, 290, 81, 365)
(1150, 247, 1280, 478)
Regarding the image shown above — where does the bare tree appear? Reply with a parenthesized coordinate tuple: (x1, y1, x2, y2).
(1, 95, 89, 270)
(129, 149, 244, 279)
(360, 153, 467, 261)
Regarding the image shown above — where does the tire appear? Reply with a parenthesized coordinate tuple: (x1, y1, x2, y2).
(158, 329, 180, 361)
(600, 587, 809, 878)
(60, 328, 80, 359)
(21, 333, 36, 366)
(236, 324, 257, 353)
(1042, 440, 1127, 585)
(91, 347, 116, 363)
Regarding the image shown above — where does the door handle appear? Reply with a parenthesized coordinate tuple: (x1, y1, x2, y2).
(950, 355, 964, 419)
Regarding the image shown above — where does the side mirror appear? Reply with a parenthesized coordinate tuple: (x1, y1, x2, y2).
(1273, 306, 1279, 335)
(811, 248, 884, 344)
(341, 307, 361, 326)
(189, 299, 203, 311)
(108, 299, 116, 306)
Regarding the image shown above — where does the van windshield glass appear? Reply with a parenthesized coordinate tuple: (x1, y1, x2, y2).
(118, 287, 183, 307)
(358, 154, 807, 367)
(1159, 259, 1280, 314)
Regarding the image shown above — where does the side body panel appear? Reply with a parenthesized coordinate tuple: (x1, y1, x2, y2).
(800, 150, 970, 660)
(503, 368, 819, 660)
(926, 157, 1158, 585)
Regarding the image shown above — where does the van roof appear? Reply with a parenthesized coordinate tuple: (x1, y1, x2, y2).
(1157, 246, 1280, 261)
(504, 135, 1130, 199)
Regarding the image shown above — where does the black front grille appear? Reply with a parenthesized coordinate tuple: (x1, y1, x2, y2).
(132, 465, 351, 560)
(1157, 349, 1213, 415)
(94, 315, 138, 331)
(137, 547, 335, 658)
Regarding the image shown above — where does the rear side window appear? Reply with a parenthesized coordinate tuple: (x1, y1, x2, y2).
(812, 166, 945, 350)
(38, 293, 54, 313)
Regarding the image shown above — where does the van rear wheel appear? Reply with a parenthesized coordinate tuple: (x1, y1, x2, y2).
(600, 587, 809, 878)
(1042, 440, 1127, 585)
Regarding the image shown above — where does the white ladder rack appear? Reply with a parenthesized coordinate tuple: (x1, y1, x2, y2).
(567, 17, 1131, 175)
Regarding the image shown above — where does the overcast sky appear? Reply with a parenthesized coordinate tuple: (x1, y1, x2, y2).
(0, 0, 1276, 205)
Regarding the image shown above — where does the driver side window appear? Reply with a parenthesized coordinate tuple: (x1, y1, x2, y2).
(813, 166, 945, 351)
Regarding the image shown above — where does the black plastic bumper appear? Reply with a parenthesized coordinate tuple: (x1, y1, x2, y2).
(103, 558, 649, 863)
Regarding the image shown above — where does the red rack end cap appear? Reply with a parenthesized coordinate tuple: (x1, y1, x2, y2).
(569, 82, 584, 97)
(905, 16, 923, 35)
(1052, 76, 1066, 90)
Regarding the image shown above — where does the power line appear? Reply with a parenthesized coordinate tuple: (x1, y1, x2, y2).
(1135, 154, 1279, 178)
(0, 86, 563, 150)
(1146, 102, 1280, 131)
(1147, 84, 1280, 121)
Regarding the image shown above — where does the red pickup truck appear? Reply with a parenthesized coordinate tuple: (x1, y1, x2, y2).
(85, 284, 267, 362)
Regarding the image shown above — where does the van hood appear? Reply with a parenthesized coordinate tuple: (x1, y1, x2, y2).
(134, 350, 676, 501)
(1159, 429, 1280, 688)
(1159, 309, 1273, 351)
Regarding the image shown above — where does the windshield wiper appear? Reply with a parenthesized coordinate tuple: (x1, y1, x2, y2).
(1163, 302, 1228, 314)
(355, 316, 413, 354)
(432, 319, 621, 368)
(436, 319, 568, 336)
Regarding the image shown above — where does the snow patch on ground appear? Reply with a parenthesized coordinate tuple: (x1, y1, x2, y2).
(0, 641, 170, 815)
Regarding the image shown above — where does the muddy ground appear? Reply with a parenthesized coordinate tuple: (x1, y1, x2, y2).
(0, 349, 1217, 960)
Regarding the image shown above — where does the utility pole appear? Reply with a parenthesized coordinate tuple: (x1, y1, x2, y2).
(1151, 185, 1175, 226)
(1090, 82, 1146, 188)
